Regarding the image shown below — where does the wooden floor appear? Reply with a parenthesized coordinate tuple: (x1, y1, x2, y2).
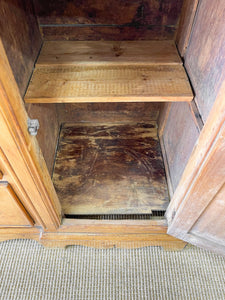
(52, 122, 169, 215)
(24, 41, 193, 103)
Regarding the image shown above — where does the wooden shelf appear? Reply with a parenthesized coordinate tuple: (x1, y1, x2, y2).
(53, 122, 169, 215)
(24, 41, 193, 103)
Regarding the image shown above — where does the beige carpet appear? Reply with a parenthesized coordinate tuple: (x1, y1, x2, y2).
(0, 240, 225, 299)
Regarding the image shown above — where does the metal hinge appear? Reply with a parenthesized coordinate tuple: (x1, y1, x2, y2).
(27, 118, 39, 136)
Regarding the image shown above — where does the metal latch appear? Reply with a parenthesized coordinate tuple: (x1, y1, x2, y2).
(27, 118, 39, 136)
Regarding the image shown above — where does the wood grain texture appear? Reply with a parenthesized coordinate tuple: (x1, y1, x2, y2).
(34, 0, 183, 40)
(162, 103, 200, 191)
(166, 80, 225, 256)
(168, 109, 225, 241)
(25, 41, 192, 103)
(40, 25, 177, 41)
(166, 82, 225, 225)
(0, 182, 33, 226)
(176, 0, 199, 56)
(25, 65, 193, 103)
(25, 104, 60, 175)
(0, 39, 61, 230)
(184, 0, 225, 123)
(53, 122, 169, 215)
(40, 234, 186, 249)
(0, 227, 40, 242)
(0, 218, 186, 250)
(191, 182, 225, 243)
(56, 103, 161, 124)
(37, 41, 182, 66)
(40, 218, 186, 249)
(0, 0, 42, 96)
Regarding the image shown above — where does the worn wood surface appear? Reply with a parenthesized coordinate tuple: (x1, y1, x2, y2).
(34, 0, 183, 25)
(162, 103, 200, 191)
(176, 0, 199, 57)
(166, 79, 225, 256)
(0, 39, 61, 230)
(25, 65, 193, 103)
(0, 0, 42, 96)
(37, 41, 182, 66)
(184, 0, 225, 123)
(168, 106, 225, 251)
(34, 0, 183, 40)
(191, 182, 225, 243)
(0, 182, 33, 226)
(25, 104, 60, 175)
(53, 122, 169, 215)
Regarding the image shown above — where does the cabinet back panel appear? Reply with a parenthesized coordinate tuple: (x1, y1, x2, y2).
(33, 0, 184, 40)
(0, 0, 42, 96)
(57, 103, 161, 124)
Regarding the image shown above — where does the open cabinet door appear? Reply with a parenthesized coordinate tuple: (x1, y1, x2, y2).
(166, 81, 225, 256)
(0, 38, 62, 230)
(167, 0, 225, 256)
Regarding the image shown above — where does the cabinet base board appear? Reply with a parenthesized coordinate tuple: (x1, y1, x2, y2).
(0, 219, 187, 250)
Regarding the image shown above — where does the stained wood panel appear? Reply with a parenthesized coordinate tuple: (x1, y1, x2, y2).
(40, 26, 176, 41)
(184, 0, 225, 123)
(162, 103, 200, 191)
(34, 0, 183, 25)
(53, 122, 169, 215)
(34, 0, 183, 40)
(0, 0, 42, 96)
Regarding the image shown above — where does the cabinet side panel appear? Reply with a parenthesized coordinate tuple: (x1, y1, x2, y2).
(162, 102, 200, 191)
(184, 0, 225, 123)
(0, 0, 42, 96)
(25, 104, 60, 175)
(175, 0, 199, 57)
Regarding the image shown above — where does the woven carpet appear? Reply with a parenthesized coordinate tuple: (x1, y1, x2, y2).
(0, 240, 225, 299)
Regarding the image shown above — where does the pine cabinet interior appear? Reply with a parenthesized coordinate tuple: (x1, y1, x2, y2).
(0, 0, 225, 255)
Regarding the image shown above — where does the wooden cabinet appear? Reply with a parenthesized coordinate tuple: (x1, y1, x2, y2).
(0, 0, 225, 255)
(0, 182, 33, 226)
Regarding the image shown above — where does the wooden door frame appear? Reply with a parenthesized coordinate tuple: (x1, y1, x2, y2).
(0, 39, 62, 231)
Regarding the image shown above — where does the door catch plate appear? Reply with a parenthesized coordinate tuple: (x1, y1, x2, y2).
(27, 118, 39, 136)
